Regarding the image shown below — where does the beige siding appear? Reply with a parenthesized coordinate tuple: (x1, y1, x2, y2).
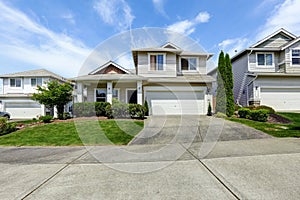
(137, 52, 177, 77)
(286, 41, 300, 73)
(256, 34, 291, 48)
(255, 77, 300, 87)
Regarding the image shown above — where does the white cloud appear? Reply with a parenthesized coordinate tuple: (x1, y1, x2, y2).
(152, 0, 167, 17)
(218, 38, 249, 57)
(0, 1, 91, 77)
(61, 11, 76, 25)
(93, 0, 135, 31)
(258, 0, 300, 38)
(167, 11, 210, 35)
(195, 12, 210, 23)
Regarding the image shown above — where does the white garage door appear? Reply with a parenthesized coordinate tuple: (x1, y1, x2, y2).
(146, 90, 205, 115)
(260, 88, 300, 111)
(5, 102, 42, 119)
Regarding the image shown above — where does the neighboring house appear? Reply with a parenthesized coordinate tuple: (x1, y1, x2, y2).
(72, 43, 214, 115)
(231, 28, 300, 111)
(0, 69, 68, 119)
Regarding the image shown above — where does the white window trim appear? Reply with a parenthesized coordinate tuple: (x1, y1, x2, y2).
(256, 52, 274, 68)
(179, 57, 198, 72)
(94, 88, 106, 102)
(291, 48, 300, 67)
(126, 88, 136, 103)
(148, 53, 166, 71)
(9, 78, 22, 88)
(112, 88, 120, 101)
(31, 78, 43, 87)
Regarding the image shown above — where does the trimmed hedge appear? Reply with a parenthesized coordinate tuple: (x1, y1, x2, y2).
(0, 117, 16, 135)
(39, 115, 53, 123)
(73, 101, 146, 119)
(238, 107, 270, 122)
(245, 105, 275, 114)
(238, 108, 251, 119)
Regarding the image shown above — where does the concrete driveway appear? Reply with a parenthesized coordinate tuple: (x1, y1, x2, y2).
(0, 116, 299, 200)
(130, 116, 271, 145)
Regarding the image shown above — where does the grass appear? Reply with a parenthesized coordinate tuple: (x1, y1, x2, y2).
(0, 119, 144, 146)
(228, 112, 300, 137)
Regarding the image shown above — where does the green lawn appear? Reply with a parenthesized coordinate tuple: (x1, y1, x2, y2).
(0, 120, 143, 146)
(228, 112, 300, 137)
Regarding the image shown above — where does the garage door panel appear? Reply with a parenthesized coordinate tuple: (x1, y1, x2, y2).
(146, 90, 205, 115)
(260, 88, 300, 111)
(5, 102, 42, 119)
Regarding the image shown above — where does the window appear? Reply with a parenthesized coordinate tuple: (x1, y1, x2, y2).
(181, 57, 197, 71)
(10, 78, 21, 87)
(149, 54, 164, 70)
(95, 89, 106, 102)
(31, 78, 43, 87)
(257, 53, 273, 66)
(112, 89, 119, 100)
(292, 49, 300, 65)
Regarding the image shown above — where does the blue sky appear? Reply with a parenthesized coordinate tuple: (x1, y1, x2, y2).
(0, 0, 300, 77)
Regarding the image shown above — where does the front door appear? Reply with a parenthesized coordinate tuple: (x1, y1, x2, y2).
(127, 90, 137, 104)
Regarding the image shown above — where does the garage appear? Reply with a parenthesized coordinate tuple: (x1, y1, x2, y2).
(260, 88, 300, 111)
(145, 87, 205, 115)
(5, 102, 42, 119)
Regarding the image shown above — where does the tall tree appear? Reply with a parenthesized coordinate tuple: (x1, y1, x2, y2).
(225, 53, 235, 116)
(215, 51, 226, 114)
(32, 80, 73, 119)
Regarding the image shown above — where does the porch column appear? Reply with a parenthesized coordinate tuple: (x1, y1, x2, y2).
(77, 82, 83, 103)
(137, 81, 142, 105)
(107, 82, 112, 104)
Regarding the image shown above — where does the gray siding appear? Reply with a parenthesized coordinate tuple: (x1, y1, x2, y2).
(248, 52, 278, 72)
(232, 55, 248, 105)
(256, 34, 292, 48)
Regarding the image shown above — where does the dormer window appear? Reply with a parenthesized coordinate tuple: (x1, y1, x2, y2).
(256, 53, 273, 67)
(149, 53, 165, 71)
(292, 49, 300, 65)
(181, 57, 197, 71)
(10, 78, 21, 87)
(31, 78, 43, 87)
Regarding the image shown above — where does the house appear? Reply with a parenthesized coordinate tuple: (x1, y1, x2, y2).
(231, 28, 300, 111)
(0, 69, 68, 119)
(72, 43, 214, 115)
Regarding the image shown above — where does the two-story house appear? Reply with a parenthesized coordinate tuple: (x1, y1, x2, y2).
(0, 69, 68, 119)
(72, 43, 214, 115)
(231, 28, 300, 111)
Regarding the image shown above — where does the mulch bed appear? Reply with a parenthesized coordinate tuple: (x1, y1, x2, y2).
(268, 113, 292, 124)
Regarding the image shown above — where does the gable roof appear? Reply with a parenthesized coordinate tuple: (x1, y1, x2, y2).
(0, 69, 67, 82)
(89, 61, 131, 75)
(250, 28, 296, 48)
(281, 37, 300, 50)
(161, 42, 181, 50)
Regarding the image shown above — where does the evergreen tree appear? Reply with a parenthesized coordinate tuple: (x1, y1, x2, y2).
(215, 51, 226, 114)
(225, 53, 235, 116)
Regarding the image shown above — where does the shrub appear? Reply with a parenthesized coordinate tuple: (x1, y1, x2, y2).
(111, 100, 129, 118)
(129, 104, 146, 119)
(207, 102, 212, 116)
(238, 108, 251, 119)
(39, 115, 53, 123)
(255, 105, 275, 114)
(215, 112, 227, 118)
(234, 104, 242, 111)
(0, 117, 16, 135)
(250, 109, 269, 122)
(144, 100, 149, 116)
(95, 102, 111, 116)
(63, 112, 72, 120)
(73, 102, 96, 117)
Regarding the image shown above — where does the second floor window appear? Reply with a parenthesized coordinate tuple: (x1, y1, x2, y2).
(257, 53, 273, 66)
(10, 78, 21, 87)
(31, 78, 43, 87)
(181, 58, 197, 71)
(149, 54, 164, 71)
(292, 49, 300, 65)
